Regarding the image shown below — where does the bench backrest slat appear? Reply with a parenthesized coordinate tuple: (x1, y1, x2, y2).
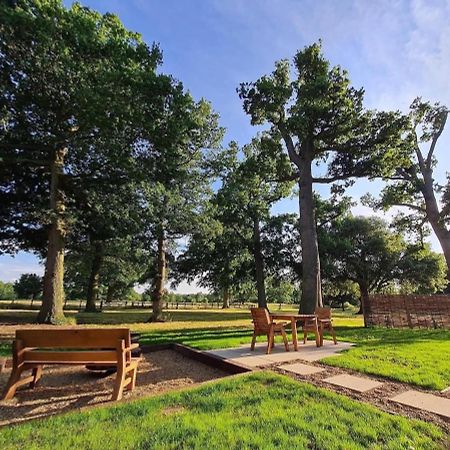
(16, 328, 131, 349)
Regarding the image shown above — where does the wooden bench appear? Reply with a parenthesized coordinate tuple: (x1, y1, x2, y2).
(2, 328, 140, 401)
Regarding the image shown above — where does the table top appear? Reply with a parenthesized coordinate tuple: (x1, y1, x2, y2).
(269, 313, 317, 320)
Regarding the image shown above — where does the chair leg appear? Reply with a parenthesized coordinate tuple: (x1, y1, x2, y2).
(30, 365, 43, 388)
(330, 326, 337, 344)
(281, 328, 289, 352)
(3, 365, 25, 400)
(250, 331, 257, 351)
(267, 328, 275, 354)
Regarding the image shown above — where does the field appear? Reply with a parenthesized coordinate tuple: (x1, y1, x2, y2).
(0, 372, 444, 450)
(1, 305, 449, 390)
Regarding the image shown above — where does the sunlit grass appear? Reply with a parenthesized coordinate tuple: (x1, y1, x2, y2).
(0, 372, 444, 450)
(323, 327, 450, 390)
(1, 307, 447, 390)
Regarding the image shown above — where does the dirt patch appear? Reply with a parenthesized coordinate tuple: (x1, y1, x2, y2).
(0, 350, 228, 427)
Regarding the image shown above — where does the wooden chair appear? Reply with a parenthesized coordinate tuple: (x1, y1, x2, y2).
(250, 308, 289, 354)
(303, 307, 337, 346)
(2, 328, 141, 402)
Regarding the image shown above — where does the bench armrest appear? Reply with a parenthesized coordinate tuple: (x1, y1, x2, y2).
(124, 343, 139, 353)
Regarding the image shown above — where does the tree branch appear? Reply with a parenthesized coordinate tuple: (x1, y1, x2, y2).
(426, 111, 448, 169)
(395, 203, 427, 213)
(277, 123, 302, 168)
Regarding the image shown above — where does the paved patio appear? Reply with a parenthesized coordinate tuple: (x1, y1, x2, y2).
(206, 340, 353, 368)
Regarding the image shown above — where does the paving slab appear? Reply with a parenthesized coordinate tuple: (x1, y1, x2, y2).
(206, 340, 353, 368)
(226, 355, 268, 368)
(264, 352, 305, 363)
(390, 390, 450, 418)
(279, 362, 325, 375)
(323, 374, 383, 392)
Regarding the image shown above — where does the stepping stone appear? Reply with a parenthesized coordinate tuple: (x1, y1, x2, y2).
(390, 390, 450, 418)
(229, 355, 269, 368)
(323, 374, 383, 392)
(264, 352, 303, 363)
(279, 362, 325, 375)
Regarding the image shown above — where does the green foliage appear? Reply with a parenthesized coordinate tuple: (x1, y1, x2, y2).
(0, 372, 443, 450)
(321, 215, 447, 296)
(13, 273, 43, 299)
(0, 0, 165, 254)
(237, 41, 406, 187)
(0, 281, 15, 300)
(365, 97, 450, 281)
(266, 279, 295, 304)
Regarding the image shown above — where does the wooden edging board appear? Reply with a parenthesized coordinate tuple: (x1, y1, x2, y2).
(140, 343, 252, 374)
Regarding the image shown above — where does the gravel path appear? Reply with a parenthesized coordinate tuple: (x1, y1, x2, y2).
(0, 350, 228, 427)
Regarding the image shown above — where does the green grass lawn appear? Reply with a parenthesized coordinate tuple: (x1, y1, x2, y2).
(0, 343, 9, 357)
(0, 372, 445, 450)
(322, 327, 450, 390)
(1, 307, 448, 390)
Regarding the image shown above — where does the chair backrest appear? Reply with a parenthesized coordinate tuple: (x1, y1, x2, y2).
(250, 308, 272, 332)
(16, 328, 132, 349)
(314, 307, 331, 320)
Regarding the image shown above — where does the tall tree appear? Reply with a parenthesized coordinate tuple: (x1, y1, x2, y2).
(13, 273, 43, 300)
(176, 207, 254, 308)
(365, 98, 450, 285)
(0, 0, 168, 322)
(238, 42, 405, 313)
(138, 95, 223, 321)
(216, 137, 293, 308)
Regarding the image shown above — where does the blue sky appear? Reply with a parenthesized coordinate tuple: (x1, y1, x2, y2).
(1, 0, 449, 292)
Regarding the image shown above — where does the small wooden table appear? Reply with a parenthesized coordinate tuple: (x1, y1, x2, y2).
(270, 313, 320, 350)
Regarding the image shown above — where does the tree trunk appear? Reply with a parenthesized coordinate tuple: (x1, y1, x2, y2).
(358, 282, 369, 327)
(106, 285, 115, 303)
(85, 241, 103, 312)
(222, 288, 230, 309)
(421, 170, 450, 286)
(298, 161, 323, 314)
(38, 147, 67, 324)
(253, 216, 267, 308)
(151, 227, 166, 322)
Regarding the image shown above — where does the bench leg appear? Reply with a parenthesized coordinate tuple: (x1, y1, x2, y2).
(112, 363, 125, 401)
(30, 365, 43, 388)
(250, 331, 257, 351)
(3, 365, 25, 400)
(127, 366, 137, 392)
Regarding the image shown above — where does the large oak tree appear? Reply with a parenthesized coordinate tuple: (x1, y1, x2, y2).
(238, 42, 405, 313)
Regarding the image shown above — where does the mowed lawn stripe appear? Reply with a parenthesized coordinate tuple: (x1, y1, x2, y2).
(0, 372, 445, 450)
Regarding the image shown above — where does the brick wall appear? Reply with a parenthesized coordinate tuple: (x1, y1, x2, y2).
(365, 294, 450, 329)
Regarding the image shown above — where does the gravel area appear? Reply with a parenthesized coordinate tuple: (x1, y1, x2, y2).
(0, 350, 228, 427)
